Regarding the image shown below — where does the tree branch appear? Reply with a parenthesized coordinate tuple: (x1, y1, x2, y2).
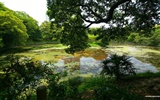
(104, 0, 131, 23)
(79, 0, 132, 25)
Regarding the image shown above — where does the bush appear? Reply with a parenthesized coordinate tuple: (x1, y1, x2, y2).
(127, 33, 137, 42)
(101, 54, 136, 80)
(148, 29, 160, 46)
(48, 76, 84, 100)
(1, 55, 52, 100)
(47, 74, 66, 100)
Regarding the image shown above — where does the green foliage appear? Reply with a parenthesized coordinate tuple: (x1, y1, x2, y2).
(60, 16, 90, 53)
(127, 33, 137, 43)
(15, 11, 42, 41)
(47, 0, 159, 52)
(88, 34, 97, 43)
(88, 28, 110, 47)
(48, 74, 65, 100)
(101, 54, 136, 80)
(0, 38, 3, 48)
(148, 28, 160, 46)
(0, 11, 28, 48)
(79, 76, 142, 100)
(79, 76, 109, 92)
(128, 71, 160, 79)
(1, 55, 52, 100)
(40, 21, 53, 40)
(48, 76, 84, 100)
(65, 77, 84, 98)
(93, 84, 142, 100)
(127, 27, 160, 46)
(0, 2, 10, 11)
(39, 21, 62, 41)
(0, 3, 29, 48)
(48, 75, 143, 100)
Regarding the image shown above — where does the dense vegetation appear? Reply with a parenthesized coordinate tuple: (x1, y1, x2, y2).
(0, 3, 28, 48)
(0, 0, 160, 100)
(88, 26, 160, 46)
(47, 0, 160, 53)
(0, 1, 160, 50)
(0, 3, 53, 49)
(127, 25, 160, 46)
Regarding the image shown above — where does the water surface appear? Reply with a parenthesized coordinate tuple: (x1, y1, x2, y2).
(16, 45, 160, 75)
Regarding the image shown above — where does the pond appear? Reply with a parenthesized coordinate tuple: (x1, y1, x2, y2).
(105, 45, 160, 68)
(16, 45, 160, 75)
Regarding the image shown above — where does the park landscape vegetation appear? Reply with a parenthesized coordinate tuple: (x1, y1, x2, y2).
(0, 0, 160, 100)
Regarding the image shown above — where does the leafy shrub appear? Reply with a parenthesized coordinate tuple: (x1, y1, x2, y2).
(148, 29, 160, 46)
(48, 74, 143, 100)
(47, 74, 66, 100)
(1, 55, 52, 100)
(48, 76, 84, 100)
(101, 54, 136, 80)
(88, 34, 97, 43)
(127, 33, 137, 42)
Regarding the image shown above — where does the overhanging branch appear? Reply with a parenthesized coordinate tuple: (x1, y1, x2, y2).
(104, 0, 132, 23)
(79, 0, 132, 25)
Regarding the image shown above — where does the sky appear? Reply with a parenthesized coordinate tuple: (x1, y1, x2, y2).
(0, 0, 105, 28)
(0, 0, 48, 25)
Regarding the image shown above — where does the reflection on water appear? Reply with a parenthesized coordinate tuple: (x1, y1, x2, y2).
(137, 52, 160, 68)
(41, 46, 160, 75)
(52, 56, 158, 75)
(105, 46, 160, 68)
(53, 48, 107, 75)
(129, 57, 158, 73)
(53, 56, 102, 75)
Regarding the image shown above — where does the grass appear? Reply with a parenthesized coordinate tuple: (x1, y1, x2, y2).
(89, 42, 100, 47)
(0, 43, 67, 63)
(72, 72, 160, 99)
(0, 43, 66, 55)
(130, 71, 160, 79)
(110, 72, 160, 99)
(48, 75, 145, 100)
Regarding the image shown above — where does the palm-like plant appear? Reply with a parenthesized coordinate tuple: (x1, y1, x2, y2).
(101, 54, 136, 80)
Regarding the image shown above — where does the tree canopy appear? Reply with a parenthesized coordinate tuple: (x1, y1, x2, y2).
(40, 21, 53, 40)
(0, 9, 28, 48)
(47, 0, 160, 53)
(0, 2, 43, 48)
(15, 11, 42, 41)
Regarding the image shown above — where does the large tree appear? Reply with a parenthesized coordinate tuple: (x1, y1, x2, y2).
(40, 21, 64, 41)
(40, 21, 53, 40)
(47, 0, 160, 53)
(15, 11, 42, 41)
(0, 2, 28, 48)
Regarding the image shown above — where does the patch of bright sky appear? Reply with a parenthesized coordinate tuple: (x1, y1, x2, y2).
(0, 0, 48, 25)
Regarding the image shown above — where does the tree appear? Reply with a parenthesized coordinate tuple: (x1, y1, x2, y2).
(15, 11, 42, 41)
(58, 15, 89, 53)
(47, 0, 160, 53)
(40, 21, 53, 40)
(0, 2, 10, 11)
(0, 11, 28, 48)
(0, 2, 28, 48)
(40, 21, 66, 41)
